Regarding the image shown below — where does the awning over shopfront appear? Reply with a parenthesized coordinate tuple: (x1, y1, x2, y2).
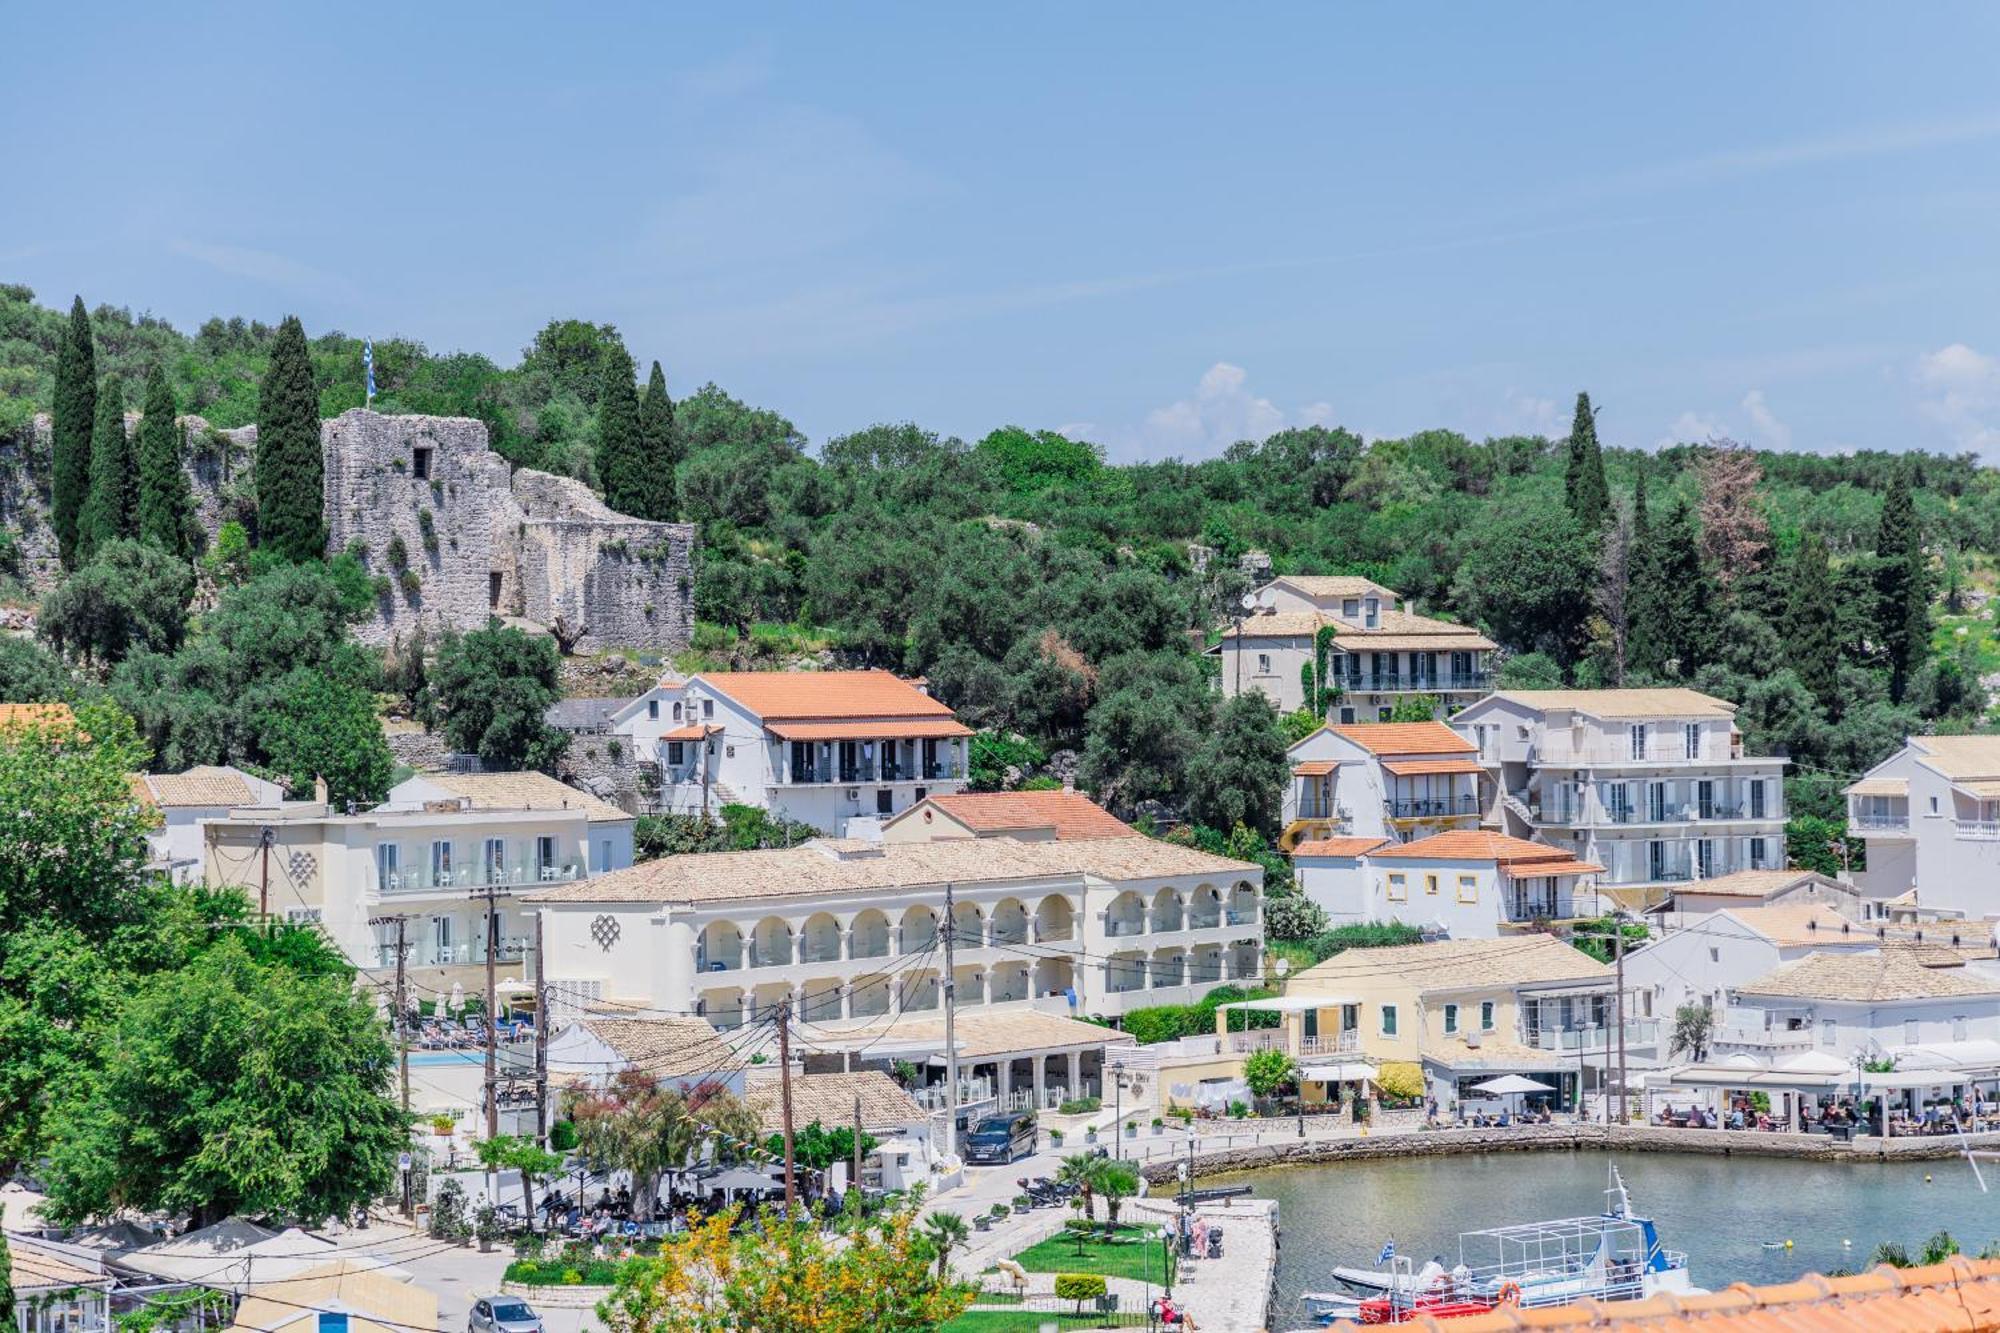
(1216, 995, 1358, 1015)
(1892, 1040, 2000, 1076)
(1301, 1062, 1376, 1084)
(1654, 1063, 1846, 1091)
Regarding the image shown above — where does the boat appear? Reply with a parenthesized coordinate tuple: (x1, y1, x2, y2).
(1309, 1166, 1697, 1323)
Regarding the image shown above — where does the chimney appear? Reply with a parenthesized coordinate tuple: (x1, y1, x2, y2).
(313, 774, 329, 804)
(1063, 774, 1076, 793)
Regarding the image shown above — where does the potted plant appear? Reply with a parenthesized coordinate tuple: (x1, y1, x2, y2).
(990, 1202, 1010, 1220)
(1085, 1127, 1098, 1144)
(1012, 1194, 1032, 1216)
(1124, 1121, 1137, 1138)
(431, 1114, 455, 1136)
(1152, 1117, 1164, 1136)
(973, 1213, 993, 1233)
(1049, 1128, 1065, 1147)
(473, 1203, 500, 1252)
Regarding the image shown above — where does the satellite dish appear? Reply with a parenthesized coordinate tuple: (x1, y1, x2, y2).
(1240, 592, 1260, 612)
(1257, 588, 1277, 610)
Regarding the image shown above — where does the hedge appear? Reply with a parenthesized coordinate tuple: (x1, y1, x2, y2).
(1054, 1273, 1108, 1311)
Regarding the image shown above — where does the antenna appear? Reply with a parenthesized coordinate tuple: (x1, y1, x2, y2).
(1240, 592, 1259, 612)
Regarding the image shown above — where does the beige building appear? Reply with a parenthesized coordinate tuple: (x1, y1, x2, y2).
(1216, 575, 1494, 721)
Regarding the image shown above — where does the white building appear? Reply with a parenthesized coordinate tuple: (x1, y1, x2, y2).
(1659, 868, 1870, 925)
(525, 794, 1263, 1032)
(1281, 720, 1486, 850)
(742, 1070, 939, 1192)
(1625, 905, 1879, 1044)
(1452, 689, 1787, 906)
(131, 766, 285, 881)
(1296, 828, 1603, 938)
(1723, 949, 2000, 1064)
(1844, 733, 2000, 921)
(1215, 575, 1494, 721)
(544, 1015, 745, 1097)
(202, 772, 634, 996)
(611, 669, 971, 836)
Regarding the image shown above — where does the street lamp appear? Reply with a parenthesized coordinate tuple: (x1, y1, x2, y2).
(1110, 1059, 1126, 1160)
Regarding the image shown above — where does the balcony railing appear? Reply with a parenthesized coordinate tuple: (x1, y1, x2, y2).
(1505, 896, 1578, 922)
(1712, 1023, 1815, 1051)
(377, 938, 529, 968)
(784, 758, 963, 785)
(1536, 741, 1718, 765)
(1528, 1020, 1658, 1053)
(380, 863, 582, 893)
(1388, 795, 1480, 819)
(1958, 820, 2000, 841)
(1300, 1031, 1361, 1056)
(1343, 672, 1490, 694)
(1852, 812, 1910, 831)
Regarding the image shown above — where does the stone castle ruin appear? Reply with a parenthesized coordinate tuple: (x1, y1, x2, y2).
(9, 408, 695, 655)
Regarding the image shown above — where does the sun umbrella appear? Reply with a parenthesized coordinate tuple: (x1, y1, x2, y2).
(447, 982, 465, 1017)
(1470, 1074, 1556, 1096)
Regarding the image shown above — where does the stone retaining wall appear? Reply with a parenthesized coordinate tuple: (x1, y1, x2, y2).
(1146, 1123, 2000, 1184)
(498, 1281, 611, 1309)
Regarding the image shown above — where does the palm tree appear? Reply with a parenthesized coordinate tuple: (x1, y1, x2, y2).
(1058, 1152, 1100, 1220)
(1094, 1162, 1140, 1228)
(921, 1210, 971, 1278)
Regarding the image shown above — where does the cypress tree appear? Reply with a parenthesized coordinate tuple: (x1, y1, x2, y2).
(594, 343, 644, 515)
(51, 296, 97, 569)
(1874, 463, 1928, 702)
(77, 375, 134, 564)
(1625, 472, 1663, 674)
(1629, 498, 1712, 679)
(1783, 531, 1839, 712)
(137, 364, 197, 559)
(255, 315, 327, 562)
(1564, 391, 1611, 534)
(635, 359, 679, 521)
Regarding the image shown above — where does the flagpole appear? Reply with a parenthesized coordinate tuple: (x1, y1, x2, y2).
(364, 338, 376, 411)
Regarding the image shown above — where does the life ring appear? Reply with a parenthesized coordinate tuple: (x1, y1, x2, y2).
(1496, 1282, 1523, 1307)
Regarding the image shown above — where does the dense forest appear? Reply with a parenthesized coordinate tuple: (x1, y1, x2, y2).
(5, 282, 1997, 888)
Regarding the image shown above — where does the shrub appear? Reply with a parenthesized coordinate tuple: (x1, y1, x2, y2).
(549, 1120, 578, 1151)
(1057, 1096, 1101, 1115)
(417, 508, 438, 554)
(1054, 1273, 1107, 1312)
(1243, 1048, 1296, 1098)
(1264, 892, 1329, 941)
(387, 533, 409, 569)
(1376, 1061, 1425, 1103)
(399, 568, 422, 597)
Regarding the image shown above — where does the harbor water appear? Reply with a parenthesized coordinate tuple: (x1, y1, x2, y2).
(1226, 1150, 2000, 1319)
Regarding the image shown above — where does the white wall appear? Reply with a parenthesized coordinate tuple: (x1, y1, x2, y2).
(1219, 632, 1313, 710)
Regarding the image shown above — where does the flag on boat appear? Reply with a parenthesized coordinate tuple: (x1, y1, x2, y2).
(363, 339, 376, 403)
(1379, 1240, 1395, 1264)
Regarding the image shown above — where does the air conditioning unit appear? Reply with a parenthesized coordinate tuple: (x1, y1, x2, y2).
(845, 788, 859, 800)
(1464, 1032, 1482, 1049)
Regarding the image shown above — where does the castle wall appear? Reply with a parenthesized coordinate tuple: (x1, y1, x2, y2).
(511, 470, 695, 654)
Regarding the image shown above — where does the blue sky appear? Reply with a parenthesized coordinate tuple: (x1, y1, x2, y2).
(8, 3, 2000, 461)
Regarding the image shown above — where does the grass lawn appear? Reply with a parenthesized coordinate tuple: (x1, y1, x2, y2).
(1009, 1226, 1173, 1284)
(944, 1313, 1150, 1331)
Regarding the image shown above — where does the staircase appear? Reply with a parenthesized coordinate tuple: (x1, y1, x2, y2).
(1495, 790, 1537, 838)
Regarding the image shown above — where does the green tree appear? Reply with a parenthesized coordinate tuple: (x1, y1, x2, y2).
(254, 316, 326, 562)
(77, 375, 134, 562)
(42, 935, 404, 1228)
(918, 1210, 970, 1279)
(1563, 391, 1610, 533)
(1874, 463, 1929, 702)
(1781, 532, 1839, 712)
(1091, 1160, 1140, 1226)
(0, 637, 74, 702)
(0, 1204, 12, 1326)
(259, 672, 393, 806)
(1668, 1002, 1715, 1062)
(431, 621, 568, 771)
(1786, 813, 1849, 878)
(1387, 694, 1438, 723)
(38, 539, 194, 667)
(635, 360, 679, 521)
(974, 426, 1102, 493)
(136, 364, 197, 559)
(1455, 506, 1597, 666)
(475, 1134, 563, 1230)
(1185, 692, 1288, 835)
(1242, 1047, 1296, 1099)
(51, 296, 97, 570)
(1078, 653, 1209, 816)
(1629, 499, 1714, 678)
(595, 343, 645, 517)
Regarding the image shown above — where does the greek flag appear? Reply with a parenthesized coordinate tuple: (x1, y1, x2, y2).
(363, 340, 376, 401)
(1378, 1239, 1396, 1265)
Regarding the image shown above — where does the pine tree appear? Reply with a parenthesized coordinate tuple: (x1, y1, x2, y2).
(77, 375, 135, 563)
(136, 363, 197, 559)
(635, 359, 679, 520)
(51, 295, 97, 569)
(1874, 462, 1929, 702)
(1783, 531, 1839, 712)
(255, 315, 327, 562)
(1564, 391, 1611, 534)
(594, 343, 644, 515)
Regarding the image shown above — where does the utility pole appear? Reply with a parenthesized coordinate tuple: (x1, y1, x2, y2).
(370, 913, 415, 1219)
(482, 882, 500, 1141)
(1111, 1060, 1124, 1161)
(851, 1092, 864, 1202)
(1614, 925, 1629, 1127)
(777, 996, 797, 1210)
(942, 882, 960, 1162)
(258, 826, 273, 919)
(534, 907, 549, 1148)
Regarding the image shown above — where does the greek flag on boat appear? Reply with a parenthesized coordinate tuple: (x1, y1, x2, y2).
(1378, 1240, 1396, 1264)
(363, 340, 376, 401)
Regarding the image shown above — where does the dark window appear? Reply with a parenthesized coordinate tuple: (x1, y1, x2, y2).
(488, 570, 502, 608)
(412, 447, 432, 480)
(647, 700, 659, 720)
(876, 789, 894, 814)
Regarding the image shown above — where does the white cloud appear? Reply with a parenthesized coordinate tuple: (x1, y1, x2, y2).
(1915, 343, 2000, 454)
(1740, 389, 1792, 450)
(1657, 411, 1724, 449)
(1494, 388, 1561, 437)
(1078, 362, 1321, 461)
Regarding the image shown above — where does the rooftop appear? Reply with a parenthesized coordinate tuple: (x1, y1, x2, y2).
(742, 1070, 924, 1134)
(793, 1009, 1135, 1060)
(1487, 688, 1737, 720)
(1370, 830, 1599, 872)
(1675, 868, 1834, 900)
(410, 771, 630, 822)
(129, 766, 267, 809)
(1293, 836, 1391, 859)
(906, 790, 1136, 840)
(226, 1261, 438, 1333)
(1326, 721, 1479, 757)
(526, 833, 1260, 906)
(1268, 575, 1397, 599)
(0, 702, 77, 734)
(1329, 1257, 2000, 1332)
(698, 669, 958, 722)
(1737, 950, 2000, 1002)
(1291, 935, 1610, 994)
(1718, 905, 1870, 949)
(577, 1017, 736, 1079)
(1910, 733, 2000, 781)
(1332, 608, 1497, 651)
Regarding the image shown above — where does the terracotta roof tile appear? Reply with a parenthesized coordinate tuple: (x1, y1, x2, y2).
(1718, 905, 1868, 948)
(132, 766, 262, 808)
(766, 717, 972, 740)
(577, 1017, 736, 1079)
(1738, 949, 2000, 1002)
(698, 670, 955, 722)
(1370, 830, 1582, 866)
(1911, 733, 2000, 781)
(0, 702, 77, 734)
(918, 790, 1136, 840)
(1487, 688, 1736, 719)
(1294, 935, 1609, 992)
(1676, 869, 1829, 899)
(793, 1010, 1135, 1060)
(418, 771, 630, 822)
(1327, 721, 1479, 757)
(1218, 611, 1329, 639)
(742, 1070, 925, 1134)
(1293, 837, 1390, 858)
(1269, 575, 1396, 599)
(1380, 757, 1484, 777)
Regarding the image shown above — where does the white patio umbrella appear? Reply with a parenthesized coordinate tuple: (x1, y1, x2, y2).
(447, 981, 465, 1017)
(1471, 1075, 1556, 1096)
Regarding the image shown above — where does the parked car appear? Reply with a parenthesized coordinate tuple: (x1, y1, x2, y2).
(964, 1112, 1037, 1164)
(469, 1297, 543, 1333)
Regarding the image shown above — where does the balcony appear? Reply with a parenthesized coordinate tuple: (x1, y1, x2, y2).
(1388, 795, 1480, 820)
(377, 938, 529, 968)
(1712, 1023, 1815, 1052)
(1300, 1031, 1361, 1056)
(1536, 741, 1721, 765)
(782, 758, 964, 785)
(1343, 672, 1490, 694)
(1957, 820, 2000, 841)
(1528, 1020, 1658, 1053)
(1504, 895, 1579, 922)
(1852, 812, 1910, 833)
(380, 862, 583, 894)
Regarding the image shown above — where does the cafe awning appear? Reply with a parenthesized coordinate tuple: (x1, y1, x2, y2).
(1657, 1063, 1846, 1090)
(1301, 1062, 1376, 1084)
(1216, 996, 1357, 1014)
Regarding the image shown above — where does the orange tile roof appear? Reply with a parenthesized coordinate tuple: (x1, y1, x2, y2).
(1381, 757, 1484, 777)
(1294, 836, 1390, 858)
(1370, 830, 1582, 866)
(1332, 1257, 2000, 1331)
(1293, 759, 1339, 777)
(921, 790, 1136, 840)
(0, 702, 76, 734)
(1329, 721, 1478, 757)
(659, 724, 715, 742)
(698, 670, 956, 722)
